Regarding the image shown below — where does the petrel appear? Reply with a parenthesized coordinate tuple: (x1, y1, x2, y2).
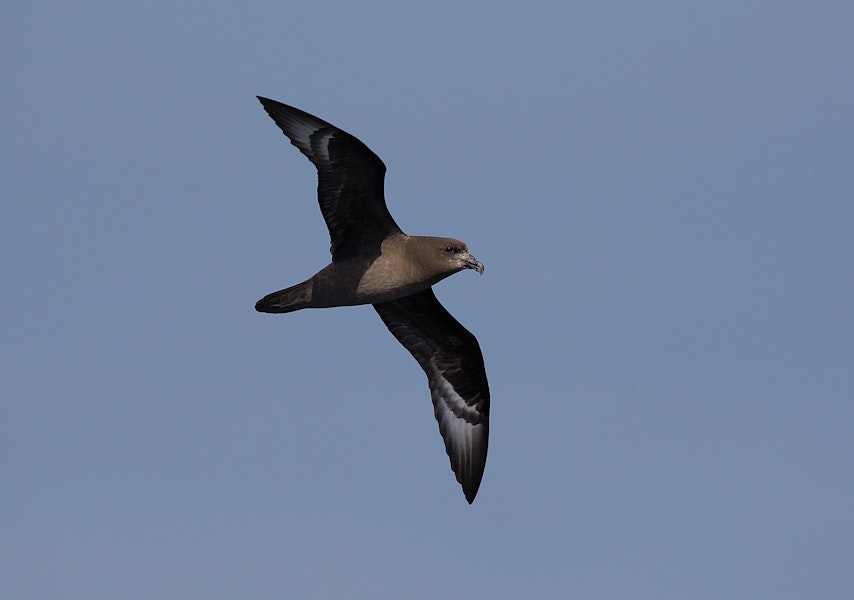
(254, 97, 489, 503)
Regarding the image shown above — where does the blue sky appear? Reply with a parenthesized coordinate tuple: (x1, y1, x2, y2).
(3, 2, 853, 598)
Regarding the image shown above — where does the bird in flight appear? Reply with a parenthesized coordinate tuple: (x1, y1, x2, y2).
(254, 97, 489, 503)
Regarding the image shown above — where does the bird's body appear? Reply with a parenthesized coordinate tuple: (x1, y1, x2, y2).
(254, 97, 489, 503)
(256, 234, 481, 312)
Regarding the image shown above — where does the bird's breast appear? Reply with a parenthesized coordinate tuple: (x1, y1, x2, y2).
(355, 255, 435, 303)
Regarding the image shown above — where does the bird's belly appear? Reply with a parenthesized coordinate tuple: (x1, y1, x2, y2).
(355, 278, 433, 304)
(308, 258, 436, 307)
(353, 254, 443, 303)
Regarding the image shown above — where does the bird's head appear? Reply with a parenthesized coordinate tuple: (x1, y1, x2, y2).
(441, 240, 484, 275)
(432, 237, 484, 276)
(404, 236, 485, 287)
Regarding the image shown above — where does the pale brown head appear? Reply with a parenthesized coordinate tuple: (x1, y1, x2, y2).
(406, 236, 484, 285)
(437, 238, 485, 275)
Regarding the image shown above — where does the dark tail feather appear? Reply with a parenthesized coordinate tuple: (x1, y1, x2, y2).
(255, 280, 313, 313)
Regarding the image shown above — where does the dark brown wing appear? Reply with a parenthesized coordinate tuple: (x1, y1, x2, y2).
(373, 289, 489, 504)
(257, 97, 403, 261)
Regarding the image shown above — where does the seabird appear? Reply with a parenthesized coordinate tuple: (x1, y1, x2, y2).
(254, 97, 490, 503)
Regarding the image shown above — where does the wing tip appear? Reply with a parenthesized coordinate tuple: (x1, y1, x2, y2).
(452, 445, 487, 504)
(459, 461, 486, 504)
(463, 483, 480, 504)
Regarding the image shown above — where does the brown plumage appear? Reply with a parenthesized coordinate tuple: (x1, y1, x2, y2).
(255, 97, 489, 503)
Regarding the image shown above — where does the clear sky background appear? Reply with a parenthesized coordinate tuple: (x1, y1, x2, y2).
(3, 2, 853, 599)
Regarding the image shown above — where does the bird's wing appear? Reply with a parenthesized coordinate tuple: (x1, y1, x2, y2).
(373, 289, 489, 504)
(258, 97, 403, 261)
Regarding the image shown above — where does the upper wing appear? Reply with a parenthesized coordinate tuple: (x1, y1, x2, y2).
(257, 97, 403, 260)
(373, 289, 489, 504)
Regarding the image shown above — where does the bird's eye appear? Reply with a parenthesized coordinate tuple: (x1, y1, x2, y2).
(445, 245, 461, 254)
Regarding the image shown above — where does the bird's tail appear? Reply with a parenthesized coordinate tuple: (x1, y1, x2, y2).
(255, 280, 313, 313)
